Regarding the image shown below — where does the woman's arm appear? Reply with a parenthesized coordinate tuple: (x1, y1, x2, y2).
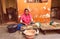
(20, 16, 27, 25)
(20, 20, 28, 25)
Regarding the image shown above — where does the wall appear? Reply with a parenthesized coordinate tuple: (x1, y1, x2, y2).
(1, 0, 6, 14)
(5, 0, 17, 8)
(1, 0, 17, 14)
(17, 0, 51, 23)
(52, 0, 60, 7)
(0, 0, 3, 24)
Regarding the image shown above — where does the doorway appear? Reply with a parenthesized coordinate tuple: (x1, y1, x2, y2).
(2, 0, 18, 23)
(51, 0, 60, 23)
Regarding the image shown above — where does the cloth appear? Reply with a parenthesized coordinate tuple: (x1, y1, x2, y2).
(20, 13, 32, 25)
(17, 22, 34, 30)
(17, 23, 24, 30)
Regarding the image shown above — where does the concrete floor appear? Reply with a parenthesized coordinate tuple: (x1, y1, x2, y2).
(0, 24, 60, 39)
(0, 19, 60, 39)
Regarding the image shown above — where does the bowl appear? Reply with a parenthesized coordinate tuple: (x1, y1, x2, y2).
(23, 29, 36, 39)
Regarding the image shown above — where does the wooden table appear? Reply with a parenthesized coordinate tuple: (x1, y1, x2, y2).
(40, 24, 60, 35)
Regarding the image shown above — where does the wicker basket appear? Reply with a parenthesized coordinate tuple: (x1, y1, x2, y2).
(24, 29, 36, 39)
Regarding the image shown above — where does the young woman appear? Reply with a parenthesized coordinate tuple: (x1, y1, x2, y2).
(17, 8, 34, 30)
(20, 8, 33, 25)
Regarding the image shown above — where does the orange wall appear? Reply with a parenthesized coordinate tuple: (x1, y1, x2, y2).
(17, 0, 51, 23)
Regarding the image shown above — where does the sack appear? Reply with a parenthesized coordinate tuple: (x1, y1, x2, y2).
(7, 24, 17, 33)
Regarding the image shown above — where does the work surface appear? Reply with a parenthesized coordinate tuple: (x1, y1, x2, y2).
(0, 24, 60, 39)
(40, 24, 60, 30)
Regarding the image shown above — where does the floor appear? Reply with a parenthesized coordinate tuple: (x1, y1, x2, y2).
(0, 19, 60, 39)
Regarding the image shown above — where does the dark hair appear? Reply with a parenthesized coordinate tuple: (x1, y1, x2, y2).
(24, 8, 29, 12)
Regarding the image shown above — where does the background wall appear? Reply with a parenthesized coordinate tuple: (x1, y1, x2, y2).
(52, 0, 60, 7)
(5, 0, 17, 8)
(0, 0, 3, 24)
(1, 0, 6, 14)
(17, 0, 51, 23)
(1, 0, 17, 14)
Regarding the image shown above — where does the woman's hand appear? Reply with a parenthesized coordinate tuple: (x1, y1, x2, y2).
(25, 24, 28, 26)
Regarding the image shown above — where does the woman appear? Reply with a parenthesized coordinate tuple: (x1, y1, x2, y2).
(17, 8, 34, 30)
(20, 8, 33, 25)
(17, 8, 39, 35)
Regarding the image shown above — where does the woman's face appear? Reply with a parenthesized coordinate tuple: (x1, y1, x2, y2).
(25, 10, 29, 15)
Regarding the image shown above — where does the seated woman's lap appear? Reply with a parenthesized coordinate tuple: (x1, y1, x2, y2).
(17, 22, 34, 30)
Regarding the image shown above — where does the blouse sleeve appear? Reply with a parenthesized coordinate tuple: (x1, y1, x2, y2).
(20, 16, 23, 23)
(30, 14, 33, 21)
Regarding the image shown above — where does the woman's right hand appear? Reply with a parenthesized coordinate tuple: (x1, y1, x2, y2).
(25, 24, 28, 26)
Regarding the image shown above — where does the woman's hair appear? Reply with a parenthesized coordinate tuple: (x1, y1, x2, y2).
(24, 8, 29, 12)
